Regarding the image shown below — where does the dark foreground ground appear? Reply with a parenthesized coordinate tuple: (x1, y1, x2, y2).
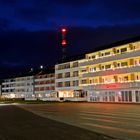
(0, 105, 116, 140)
(19, 103, 140, 140)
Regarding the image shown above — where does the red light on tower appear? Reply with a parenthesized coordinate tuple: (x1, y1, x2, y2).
(61, 27, 67, 46)
(62, 39, 67, 46)
(61, 28, 67, 33)
(60, 27, 67, 61)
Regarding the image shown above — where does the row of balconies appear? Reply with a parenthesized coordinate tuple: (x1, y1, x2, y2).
(35, 74, 55, 79)
(35, 86, 55, 91)
(56, 72, 79, 79)
(56, 62, 79, 70)
(82, 81, 140, 90)
(56, 80, 79, 88)
(80, 49, 140, 67)
(81, 65, 140, 78)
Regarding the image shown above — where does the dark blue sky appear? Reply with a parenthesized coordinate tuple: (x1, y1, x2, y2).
(0, 0, 140, 78)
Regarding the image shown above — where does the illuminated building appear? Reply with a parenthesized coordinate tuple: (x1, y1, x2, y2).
(55, 57, 87, 101)
(1, 68, 57, 101)
(2, 76, 35, 100)
(34, 69, 58, 101)
(79, 37, 140, 103)
(2, 36, 140, 103)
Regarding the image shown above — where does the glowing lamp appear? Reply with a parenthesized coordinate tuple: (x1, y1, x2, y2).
(62, 39, 67, 46)
(61, 28, 67, 33)
(40, 65, 43, 69)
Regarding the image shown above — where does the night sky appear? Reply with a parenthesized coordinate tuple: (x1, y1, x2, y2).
(0, 0, 140, 78)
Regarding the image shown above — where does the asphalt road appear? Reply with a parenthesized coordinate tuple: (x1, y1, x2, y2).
(20, 103, 140, 140)
(0, 104, 114, 140)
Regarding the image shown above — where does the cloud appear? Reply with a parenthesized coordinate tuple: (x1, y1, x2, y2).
(0, 0, 140, 31)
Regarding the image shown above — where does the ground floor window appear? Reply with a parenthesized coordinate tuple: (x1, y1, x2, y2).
(135, 91, 140, 102)
(121, 91, 132, 102)
(89, 90, 134, 103)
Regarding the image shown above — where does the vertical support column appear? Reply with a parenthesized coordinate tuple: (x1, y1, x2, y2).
(132, 90, 136, 103)
(115, 91, 118, 102)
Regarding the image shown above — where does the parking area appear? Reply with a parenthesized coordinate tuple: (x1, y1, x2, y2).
(20, 103, 140, 140)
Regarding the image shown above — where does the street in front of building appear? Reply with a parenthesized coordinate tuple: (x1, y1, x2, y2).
(20, 103, 140, 140)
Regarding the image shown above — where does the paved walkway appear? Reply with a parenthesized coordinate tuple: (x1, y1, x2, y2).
(20, 103, 140, 140)
(0, 105, 115, 140)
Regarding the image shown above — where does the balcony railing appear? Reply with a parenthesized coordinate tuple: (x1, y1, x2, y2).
(80, 49, 140, 67)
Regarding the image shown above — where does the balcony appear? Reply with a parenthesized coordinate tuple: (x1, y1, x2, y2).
(82, 81, 140, 90)
(80, 49, 140, 67)
(82, 65, 140, 78)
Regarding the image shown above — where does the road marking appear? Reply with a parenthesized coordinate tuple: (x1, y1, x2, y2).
(79, 112, 140, 122)
(83, 123, 140, 135)
(81, 117, 120, 123)
(80, 111, 140, 118)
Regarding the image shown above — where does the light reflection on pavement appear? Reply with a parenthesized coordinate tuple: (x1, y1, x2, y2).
(19, 103, 140, 140)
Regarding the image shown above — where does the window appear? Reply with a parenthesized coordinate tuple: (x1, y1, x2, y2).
(51, 86, 55, 90)
(65, 63, 70, 69)
(134, 59, 140, 66)
(65, 81, 70, 87)
(121, 62, 128, 67)
(73, 71, 78, 77)
(101, 65, 105, 70)
(117, 63, 121, 67)
(73, 80, 79, 86)
(57, 73, 63, 79)
(104, 77, 115, 83)
(121, 48, 127, 53)
(81, 69, 87, 73)
(124, 76, 129, 82)
(46, 87, 50, 90)
(116, 49, 120, 53)
(40, 87, 44, 91)
(72, 62, 78, 67)
(40, 81, 44, 84)
(35, 87, 39, 91)
(45, 80, 50, 84)
(135, 91, 140, 102)
(105, 52, 110, 56)
(92, 55, 96, 59)
(65, 72, 70, 78)
(81, 79, 87, 84)
(105, 64, 111, 70)
(135, 74, 140, 81)
(90, 67, 96, 72)
(50, 80, 55, 83)
(89, 80, 92, 84)
(57, 82, 63, 87)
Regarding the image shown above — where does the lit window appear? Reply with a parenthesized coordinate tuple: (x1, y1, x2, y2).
(121, 62, 128, 67)
(105, 52, 110, 56)
(121, 48, 127, 53)
(105, 64, 111, 70)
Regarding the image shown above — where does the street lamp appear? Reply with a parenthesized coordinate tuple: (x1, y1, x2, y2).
(40, 65, 43, 69)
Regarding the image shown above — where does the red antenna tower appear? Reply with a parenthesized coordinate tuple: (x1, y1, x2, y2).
(61, 27, 67, 61)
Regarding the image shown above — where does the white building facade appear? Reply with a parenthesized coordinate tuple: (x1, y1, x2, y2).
(34, 71, 58, 101)
(2, 76, 35, 100)
(55, 60, 87, 101)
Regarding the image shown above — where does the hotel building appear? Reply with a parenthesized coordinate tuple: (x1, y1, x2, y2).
(34, 69, 58, 101)
(2, 75, 35, 100)
(79, 37, 140, 103)
(1, 36, 140, 103)
(55, 58, 87, 101)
